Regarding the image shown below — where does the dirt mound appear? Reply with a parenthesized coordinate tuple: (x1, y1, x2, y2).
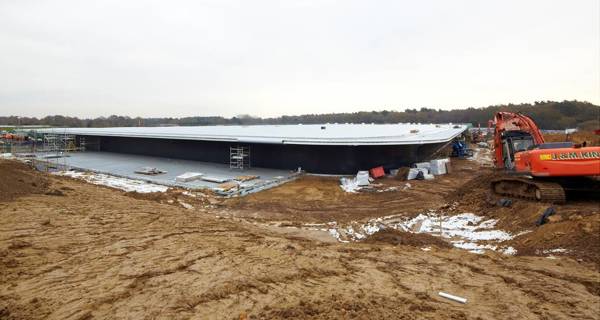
(3, 176, 599, 319)
(364, 229, 451, 248)
(447, 169, 495, 200)
(224, 160, 477, 223)
(393, 167, 410, 181)
(444, 168, 499, 213)
(1, 159, 600, 319)
(445, 165, 600, 268)
(509, 212, 600, 269)
(0, 160, 49, 202)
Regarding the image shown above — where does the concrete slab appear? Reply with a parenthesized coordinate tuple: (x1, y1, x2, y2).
(30, 151, 298, 196)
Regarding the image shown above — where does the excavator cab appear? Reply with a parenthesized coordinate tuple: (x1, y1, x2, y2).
(491, 111, 600, 203)
(499, 131, 535, 169)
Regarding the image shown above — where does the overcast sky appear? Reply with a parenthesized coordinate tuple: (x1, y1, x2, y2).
(0, 0, 598, 118)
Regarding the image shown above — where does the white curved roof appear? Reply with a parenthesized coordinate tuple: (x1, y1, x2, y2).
(37, 123, 467, 146)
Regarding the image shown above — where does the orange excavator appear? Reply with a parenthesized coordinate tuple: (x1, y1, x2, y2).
(1, 133, 27, 141)
(490, 112, 600, 203)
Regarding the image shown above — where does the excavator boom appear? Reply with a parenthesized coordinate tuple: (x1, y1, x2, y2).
(492, 112, 545, 169)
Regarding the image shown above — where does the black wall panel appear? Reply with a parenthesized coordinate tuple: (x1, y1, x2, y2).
(81, 135, 445, 174)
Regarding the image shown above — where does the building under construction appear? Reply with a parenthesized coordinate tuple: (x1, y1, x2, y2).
(36, 123, 467, 174)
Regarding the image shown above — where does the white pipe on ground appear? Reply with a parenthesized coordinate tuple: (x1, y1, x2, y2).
(438, 291, 467, 304)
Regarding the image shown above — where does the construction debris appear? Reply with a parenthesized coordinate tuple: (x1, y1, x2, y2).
(175, 172, 203, 182)
(340, 177, 360, 193)
(414, 162, 431, 170)
(536, 207, 557, 226)
(3, 153, 600, 319)
(407, 168, 424, 180)
(407, 168, 433, 180)
(340, 171, 371, 192)
(201, 176, 231, 183)
(394, 167, 410, 181)
(405, 158, 453, 180)
(438, 291, 467, 304)
(356, 171, 370, 186)
(235, 175, 259, 182)
(369, 166, 385, 179)
(216, 181, 239, 192)
(497, 198, 513, 207)
(445, 161, 452, 174)
(430, 158, 450, 175)
(134, 167, 167, 175)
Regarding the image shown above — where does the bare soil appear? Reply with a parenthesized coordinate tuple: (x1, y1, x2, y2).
(446, 166, 600, 268)
(543, 131, 600, 146)
(0, 160, 49, 202)
(222, 160, 480, 224)
(363, 229, 452, 248)
(224, 157, 600, 268)
(1, 159, 599, 319)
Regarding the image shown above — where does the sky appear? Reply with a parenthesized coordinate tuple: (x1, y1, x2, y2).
(0, 0, 598, 118)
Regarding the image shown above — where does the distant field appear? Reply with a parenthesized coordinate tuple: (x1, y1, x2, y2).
(543, 131, 600, 146)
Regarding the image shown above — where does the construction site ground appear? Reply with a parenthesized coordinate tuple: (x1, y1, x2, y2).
(1, 147, 599, 319)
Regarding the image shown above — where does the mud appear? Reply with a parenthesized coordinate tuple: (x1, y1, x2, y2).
(1, 158, 599, 319)
(447, 165, 600, 268)
(223, 161, 479, 224)
(363, 229, 452, 248)
(0, 160, 49, 202)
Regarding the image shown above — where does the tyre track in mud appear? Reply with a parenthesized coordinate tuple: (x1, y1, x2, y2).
(0, 163, 599, 319)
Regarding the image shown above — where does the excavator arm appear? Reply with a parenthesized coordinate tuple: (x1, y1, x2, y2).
(492, 112, 545, 169)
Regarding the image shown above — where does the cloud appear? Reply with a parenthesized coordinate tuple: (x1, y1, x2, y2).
(0, 0, 598, 117)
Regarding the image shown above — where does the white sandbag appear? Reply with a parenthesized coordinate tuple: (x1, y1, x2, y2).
(407, 168, 429, 180)
(407, 168, 419, 180)
(414, 162, 431, 170)
(430, 158, 450, 175)
(356, 171, 370, 186)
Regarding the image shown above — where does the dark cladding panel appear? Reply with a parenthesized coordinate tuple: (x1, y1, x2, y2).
(79, 135, 446, 174)
(97, 136, 230, 163)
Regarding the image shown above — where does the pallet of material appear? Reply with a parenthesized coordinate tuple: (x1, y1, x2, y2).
(201, 176, 231, 183)
(234, 175, 259, 182)
(134, 167, 167, 175)
(430, 158, 450, 175)
(175, 172, 203, 182)
(216, 181, 239, 192)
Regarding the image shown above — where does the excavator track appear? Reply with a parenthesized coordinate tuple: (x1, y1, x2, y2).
(491, 177, 566, 204)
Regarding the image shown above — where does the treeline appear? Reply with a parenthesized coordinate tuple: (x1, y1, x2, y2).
(1, 100, 598, 130)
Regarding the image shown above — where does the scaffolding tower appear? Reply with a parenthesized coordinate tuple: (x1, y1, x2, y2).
(229, 145, 251, 170)
(29, 131, 87, 172)
(41, 133, 86, 153)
